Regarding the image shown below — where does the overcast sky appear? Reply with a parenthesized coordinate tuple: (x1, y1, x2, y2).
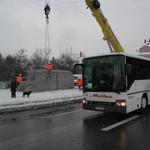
(0, 0, 149, 58)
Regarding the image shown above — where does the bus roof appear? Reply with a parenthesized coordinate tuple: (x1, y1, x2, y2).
(83, 53, 150, 62)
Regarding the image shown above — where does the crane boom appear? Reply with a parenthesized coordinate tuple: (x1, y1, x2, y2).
(85, 0, 124, 53)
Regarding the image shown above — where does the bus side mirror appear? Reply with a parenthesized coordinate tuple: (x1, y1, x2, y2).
(74, 64, 83, 74)
(126, 64, 132, 74)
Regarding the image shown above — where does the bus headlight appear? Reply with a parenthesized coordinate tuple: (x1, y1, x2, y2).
(83, 98, 87, 104)
(116, 99, 126, 107)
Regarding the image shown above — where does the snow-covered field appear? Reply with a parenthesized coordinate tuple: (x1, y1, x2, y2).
(0, 89, 83, 110)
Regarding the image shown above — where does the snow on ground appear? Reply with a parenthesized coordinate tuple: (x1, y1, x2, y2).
(0, 88, 83, 110)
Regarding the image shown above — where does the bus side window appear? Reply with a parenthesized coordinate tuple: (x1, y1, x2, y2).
(126, 57, 136, 90)
(126, 64, 132, 75)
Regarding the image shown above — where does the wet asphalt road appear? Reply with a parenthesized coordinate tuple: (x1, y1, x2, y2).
(0, 105, 150, 150)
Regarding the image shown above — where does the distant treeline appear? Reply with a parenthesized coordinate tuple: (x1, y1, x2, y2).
(0, 49, 76, 81)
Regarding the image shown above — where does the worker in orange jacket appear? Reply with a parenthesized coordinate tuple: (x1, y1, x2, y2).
(76, 78, 83, 90)
(16, 74, 23, 87)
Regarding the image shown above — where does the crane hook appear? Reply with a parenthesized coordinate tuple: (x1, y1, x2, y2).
(92, 0, 100, 9)
(44, 4, 51, 19)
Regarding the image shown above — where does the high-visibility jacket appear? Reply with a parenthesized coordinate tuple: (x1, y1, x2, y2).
(76, 79, 83, 86)
(16, 75, 23, 83)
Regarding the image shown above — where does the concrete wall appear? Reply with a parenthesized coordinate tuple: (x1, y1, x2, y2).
(18, 69, 74, 92)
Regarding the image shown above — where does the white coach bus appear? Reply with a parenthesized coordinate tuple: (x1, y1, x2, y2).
(82, 53, 150, 114)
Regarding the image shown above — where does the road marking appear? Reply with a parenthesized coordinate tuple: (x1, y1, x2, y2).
(41, 109, 83, 119)
(101, 115, 140, 131)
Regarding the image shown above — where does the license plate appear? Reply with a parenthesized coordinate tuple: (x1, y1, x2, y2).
(95, 107, 104, 110)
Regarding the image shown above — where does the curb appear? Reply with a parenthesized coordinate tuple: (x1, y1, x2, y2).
(0, 97, 83, 114)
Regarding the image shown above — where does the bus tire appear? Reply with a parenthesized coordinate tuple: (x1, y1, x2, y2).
(141, 95, 147, 110)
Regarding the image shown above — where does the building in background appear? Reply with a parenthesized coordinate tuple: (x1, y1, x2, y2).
(138, 39, 150, 58)
(139, 45, 150, 58)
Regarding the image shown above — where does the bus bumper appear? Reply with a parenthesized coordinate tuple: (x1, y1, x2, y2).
(82, 101, 126, 114)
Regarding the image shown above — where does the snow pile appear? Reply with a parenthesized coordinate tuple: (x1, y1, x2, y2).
(0, 89, 83, 111)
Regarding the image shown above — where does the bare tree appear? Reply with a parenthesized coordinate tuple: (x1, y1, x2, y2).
(51, 51, 75, 71)
(15, 49, 28, 70)
(0, 53, 5, 81)
(3, 55, 17, 81)
(30, 48, 51, 69)
(0, 50, 28, 81)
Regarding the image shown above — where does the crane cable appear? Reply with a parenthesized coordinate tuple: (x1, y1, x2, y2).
(44, 0, 51, 61)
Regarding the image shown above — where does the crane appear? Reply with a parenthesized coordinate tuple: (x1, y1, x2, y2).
(85, 0, 124, 53)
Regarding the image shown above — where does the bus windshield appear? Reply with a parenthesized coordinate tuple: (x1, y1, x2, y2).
(83, 55, 126, 92)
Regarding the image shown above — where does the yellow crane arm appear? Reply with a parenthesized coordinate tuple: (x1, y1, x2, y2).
(85, 0, 124, 53)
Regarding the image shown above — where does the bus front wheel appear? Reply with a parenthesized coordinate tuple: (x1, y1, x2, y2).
(141, 96, 147, 110)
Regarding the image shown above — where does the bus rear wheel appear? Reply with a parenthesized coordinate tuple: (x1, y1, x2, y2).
(141, 96, 147, 110)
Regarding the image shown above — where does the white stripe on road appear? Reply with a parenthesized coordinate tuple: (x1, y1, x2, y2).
(41, 109, 83, 119)
(101, 115, 140, 131)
